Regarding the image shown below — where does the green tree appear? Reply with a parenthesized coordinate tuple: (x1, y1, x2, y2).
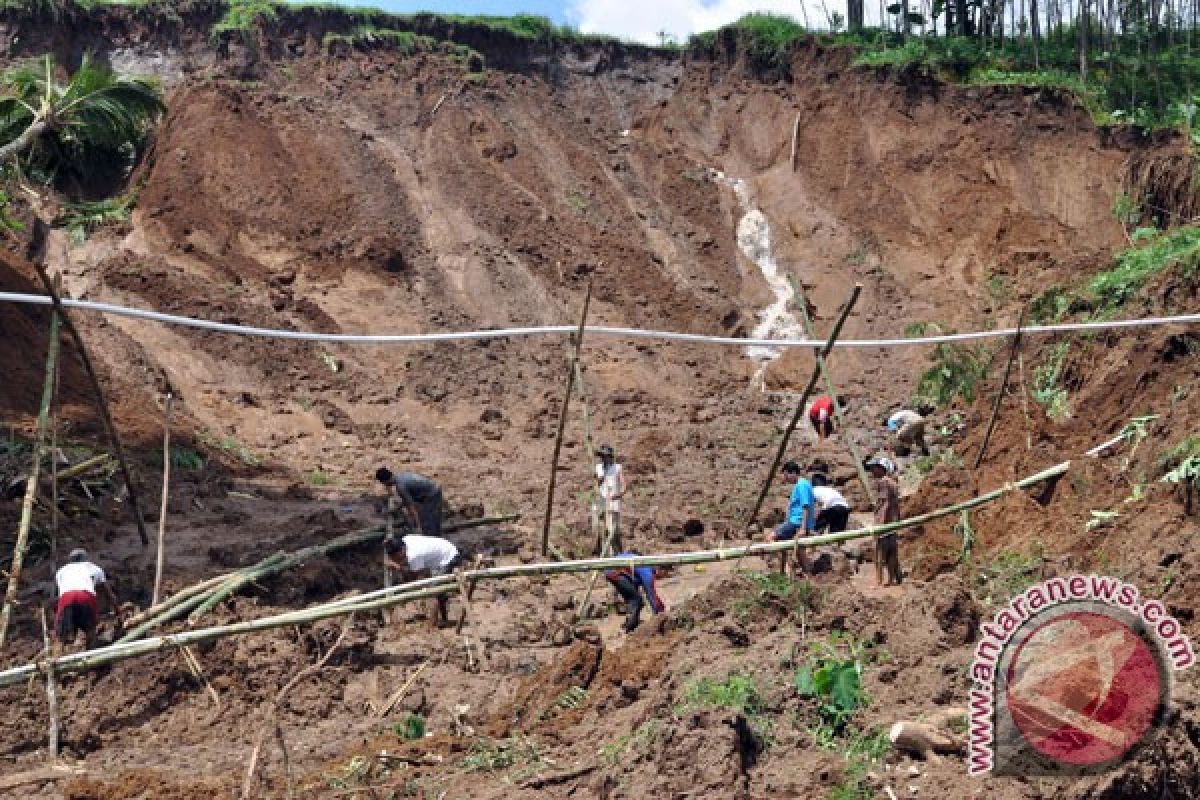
(0, 54, 164, 178)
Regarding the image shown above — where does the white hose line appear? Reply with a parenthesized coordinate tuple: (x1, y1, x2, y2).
(2, 291, 1200, 348)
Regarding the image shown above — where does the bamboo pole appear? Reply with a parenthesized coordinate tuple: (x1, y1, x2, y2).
(747, 285, 862, 528)
(153, 392, 174, 606)
(573, 360, 602, 554)
(0, 461, 1068, 689)
(55, 454, 115, 482)
(790, 113, 801, 172)
(541, 276, 594, 556)
(39, 609, 59, 761)
(49, 275, 61, 568)
(0, 304, 60, 651)
(974, 308, 1026, 469)
(787, 274, 874, 503)
(2, 237, 150, 547)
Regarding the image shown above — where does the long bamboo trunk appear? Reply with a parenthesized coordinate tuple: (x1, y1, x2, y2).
(152, 392, 174, 605)
(747, 285, 862, 528)
(974, 309, 1026, 469)
(541, 277, 594, 556)
(0, 305, 60, 651)
(0, 461, 1069, 689)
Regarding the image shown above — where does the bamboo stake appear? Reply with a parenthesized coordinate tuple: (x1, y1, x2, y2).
(3, 236, 150, 547)
(790, 113, 801, 172)
(153, 392, 174, 606)
(54, 454, 115, 482)
(0, 304, 60, 651)
(49, 276, 61, 567)
(1017, 350, 1033, 451)
(747, 285, 862, 528)
(574, 360, 601, 554)
(787, 274, 874, 503)
(541, 276, 594, 556)
(39, 609, 59, 761)
(974, 308, 1027, 469)
(377, 659, 429, 718)
(0, 461, 1069, 689)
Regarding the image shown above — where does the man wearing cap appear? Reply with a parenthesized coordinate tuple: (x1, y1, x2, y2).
(766, 461, 815, 577)
(384, 533, 462, 629)
(595, 445, 626, 553)
(866, 458, 903, 586)
(376, 467, 444, 537)
(54, 548, 120, 652)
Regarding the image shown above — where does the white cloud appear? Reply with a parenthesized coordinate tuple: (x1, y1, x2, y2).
(566, 0, 842, 45)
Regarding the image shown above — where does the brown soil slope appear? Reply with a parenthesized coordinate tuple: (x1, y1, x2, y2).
(0, 10, 1195, 800)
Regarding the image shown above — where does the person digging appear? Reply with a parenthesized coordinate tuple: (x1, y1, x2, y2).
(594, 445, 627, 554)
(54, 548, 122, 654)
(866, 457, 903, 586)
(384, 533, 463, 630)
(376, 467, 445, 537)
(603, 551, 665, 633)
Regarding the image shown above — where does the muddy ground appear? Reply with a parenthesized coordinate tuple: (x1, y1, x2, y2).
(0, 7, 1197, 799)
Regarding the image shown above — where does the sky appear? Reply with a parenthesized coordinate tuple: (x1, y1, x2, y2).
(338, 1, 833, 45)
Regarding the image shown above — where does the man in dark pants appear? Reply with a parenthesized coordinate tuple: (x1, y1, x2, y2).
(376, 467, 444, 537)
(54, 548, 121, 654)
(385, 533, 462, 629)
(604, 552, 666, 633)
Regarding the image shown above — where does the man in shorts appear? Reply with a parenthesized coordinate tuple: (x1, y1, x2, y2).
(54, 548, 120, 653)
(811, 473, 851, 534)
(765, 461, 814, 577)
(385, 533, 462, 629)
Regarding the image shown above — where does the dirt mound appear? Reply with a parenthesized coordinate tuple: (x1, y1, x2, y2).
(64, 769, 228, 800)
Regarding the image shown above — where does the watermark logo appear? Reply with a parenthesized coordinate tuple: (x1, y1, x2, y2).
(968, 575, 1194, 776)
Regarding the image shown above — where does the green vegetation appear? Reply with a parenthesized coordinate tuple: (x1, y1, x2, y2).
(731, 569, 817, 620)
(198, 430, 262, 467)
(1160, 434, 1200, 495)
(461, 736, 543, 773)
(54, 192, 135, 244)
(1031, 340, 1071, 419)
(795, 635, 870, 735)
(826, 727, 892, 800)
(972, 542, 1045, 607)
(599, 719, 661, 765)
(565, 190, 589, 214)
(0, 54, 163, 184)
(682, 671, 763, 715)
(211, 0, 277, 40)
(305, 469, 334, 486)
(1090, 224, 1200, 308)
(323, 27, 427, 53)
(907, 322, 992, 407)
(394, 712, 425, 740)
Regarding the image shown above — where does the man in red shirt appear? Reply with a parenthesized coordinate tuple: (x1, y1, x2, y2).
(807, 395, 845, 440)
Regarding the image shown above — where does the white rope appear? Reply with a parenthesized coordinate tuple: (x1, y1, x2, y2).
(2, 291, 1199, 349)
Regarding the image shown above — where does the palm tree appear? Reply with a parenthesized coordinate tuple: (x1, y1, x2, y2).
(0, 54, 164, 175)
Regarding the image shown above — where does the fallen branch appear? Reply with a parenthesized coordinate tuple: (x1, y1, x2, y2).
(377, 659, 430, 718)
(0, 461, 1068, 688)
(0, 765, 85, 790)
(520, 763, 598, 789)
(241, 615, 354, 799)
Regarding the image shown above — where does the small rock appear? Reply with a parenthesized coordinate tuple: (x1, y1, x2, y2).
(620, 681, 640, 700)
(907, 765, 921, 777)
(1161, 551, 1183, 568)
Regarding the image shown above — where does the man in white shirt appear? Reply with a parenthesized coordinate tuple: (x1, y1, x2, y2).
(385, 533, 462, 629)
(55, 548, 120, 652)
(594, 445, 626, 553)
(887, 409, 929, 456)
(811, 473, 851, 533)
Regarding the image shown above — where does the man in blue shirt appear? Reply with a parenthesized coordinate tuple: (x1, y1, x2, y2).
(604, 552, 666, 633)
(765, 461, 814, 577)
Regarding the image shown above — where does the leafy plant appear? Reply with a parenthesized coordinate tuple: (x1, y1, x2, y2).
(1090, 224, 1200, 308)
(682, 672, 762, 715)
(954, 509, 975, 563)
(795, 642, 865, 734)
(198, 430, 262, 467)
(1032, 341, 1071, 419)
(55, 192, 135, 243)
(462, 736, 542, 772)
(734, 569, 817, 619)
(394, 712, 425, 740)
(211, 0, 278, 40)
(907, 322, 991, 407)
(1086, 509, 1120, 532)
